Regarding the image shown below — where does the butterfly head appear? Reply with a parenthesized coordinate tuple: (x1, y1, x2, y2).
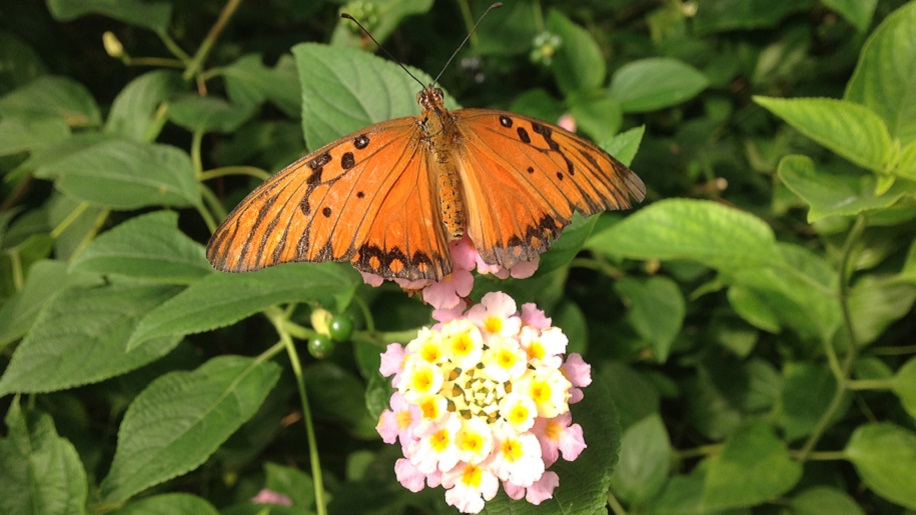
(417, 86, 446, 112)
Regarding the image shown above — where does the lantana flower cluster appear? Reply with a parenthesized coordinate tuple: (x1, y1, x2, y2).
(376, 292, 589, 513)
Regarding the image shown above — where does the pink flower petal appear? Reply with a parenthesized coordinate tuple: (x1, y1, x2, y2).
(525, 471, 559, 504)
(422, 269, 474, 309)
(395, 458, 427, 492)
(379, 343, 406, 377)
(520, 303, 551, 329)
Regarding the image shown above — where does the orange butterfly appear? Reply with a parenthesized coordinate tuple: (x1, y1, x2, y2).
(206, 84, 645, 281)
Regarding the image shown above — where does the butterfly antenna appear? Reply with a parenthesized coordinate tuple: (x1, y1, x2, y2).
(432, 2, 503, 86)
(340, 12, 426, 90)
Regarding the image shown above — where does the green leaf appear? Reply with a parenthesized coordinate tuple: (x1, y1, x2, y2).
(777, 155, 909, 222)
(168, 95, 256, 134)
(614, 276, 685, 363)
(702, 421, 802, 510)
(892, 358, 916, 418)
(0, 399, 87, 515)
(692, 0, 809, 34)
(46, 0, 172, 33)
(547, 9, 605, 95)
(0, 260, 99, 350)
(481, 375, 620, 514)
(755, 96, 892, 173)
(305, 362, 377, 440)
(599, 125, 645, 168)
(822, 0, 877, 32)
(536, 214, 599, 277)
(70, 211, 211, 284)
(0, 32, 47, 95)
(106, 70, 184, 142)
(597, 361, 660, 431)
(329, 0, 434, 49)
(845, 2, 916, 144)
(0, 116, 69, 156)
(845, 423, 916, 509)
(780, 363, 849, 442)
(292, 42, 442, 150)
(642, 471, 707, 515)
(0, 283, 183, 395)
(847, 275, 916, 346)
(789, 486, 865, 515)
(588, 199, 782, 272)
(110, 493, 219, 515)
(128, 262, 358, 348)
(728, 243, 840, 342)
(898, 140, 916, 181)
(610, 58, 708, 113)
(100, 356, 281, 503)
(222, 54, 301, 117)
(0, 75, 100, 127)
(34, 139, 201, 210)
(609, 414, 671, 505)
(567, 92, 622, 141)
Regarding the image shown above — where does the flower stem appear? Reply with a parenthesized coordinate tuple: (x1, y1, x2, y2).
(266, 307, 327, 515)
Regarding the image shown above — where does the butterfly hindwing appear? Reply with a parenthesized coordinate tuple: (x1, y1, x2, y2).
(454, 108, 646, 269)
(206, 117, 453, 280)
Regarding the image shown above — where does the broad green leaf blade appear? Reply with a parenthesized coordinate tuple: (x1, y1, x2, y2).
(822, 0, 876, 32)
(898, 140, 916, 181)
(609, 414, 671, 505)
(599, 125, 645, 168)
(0, 116, 69, 156)
(610, 58, 708, 113)
(481, 375, 620, 514)
(292, 43, 442, 150)
(100, 356, 281, 503)
(780, 363, 849, 442)
(777, 155, 909, 221)
(755, 96, 892, 173)
(892, 358, 916, 418)
(598, 361, 660, 431)
(536, 213, 599, 277)
(128, 262, 359, 348)
(845, 423, 916, 509)
(729, 243, 840, 342)
(0, 399, 87, 515)
(845, 2, 916, 144)
(34, 139, 201, 210)
(789, 486, 865, 515)
(0, 75, 100, 127)
(222, 54, 301, 117)
(0, 283, 183, 395)
(106, 70, 184, 141)
(614, 276, 685, 363)
(702, 421, 802, 510)
(588, 199, 782, 272)
(567, 93, 622, 142)
(0, 260, 100, 349)
(547, 9, 606, 95)
(46, 0, 172, 33)
(110, 493, 219, 515)
(847, 275, 916, 346)
(168, 95, 256, 134)
(70, 211, 211, 284)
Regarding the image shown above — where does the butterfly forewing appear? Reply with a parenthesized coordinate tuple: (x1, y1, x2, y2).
(453, 109, 646, 269)
(206, 117, 453, 280)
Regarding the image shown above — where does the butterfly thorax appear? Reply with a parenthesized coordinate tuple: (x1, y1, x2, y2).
(418, 85, 466, 240)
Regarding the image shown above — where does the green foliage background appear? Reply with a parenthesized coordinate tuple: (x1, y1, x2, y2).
(1, 0, 915, 514)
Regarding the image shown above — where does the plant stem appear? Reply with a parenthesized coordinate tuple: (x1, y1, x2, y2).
(797, 214, 866, 461)
(266, 307, 327, 515)
(184, 0, 243, 81)
(200, 166, 272, 182)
